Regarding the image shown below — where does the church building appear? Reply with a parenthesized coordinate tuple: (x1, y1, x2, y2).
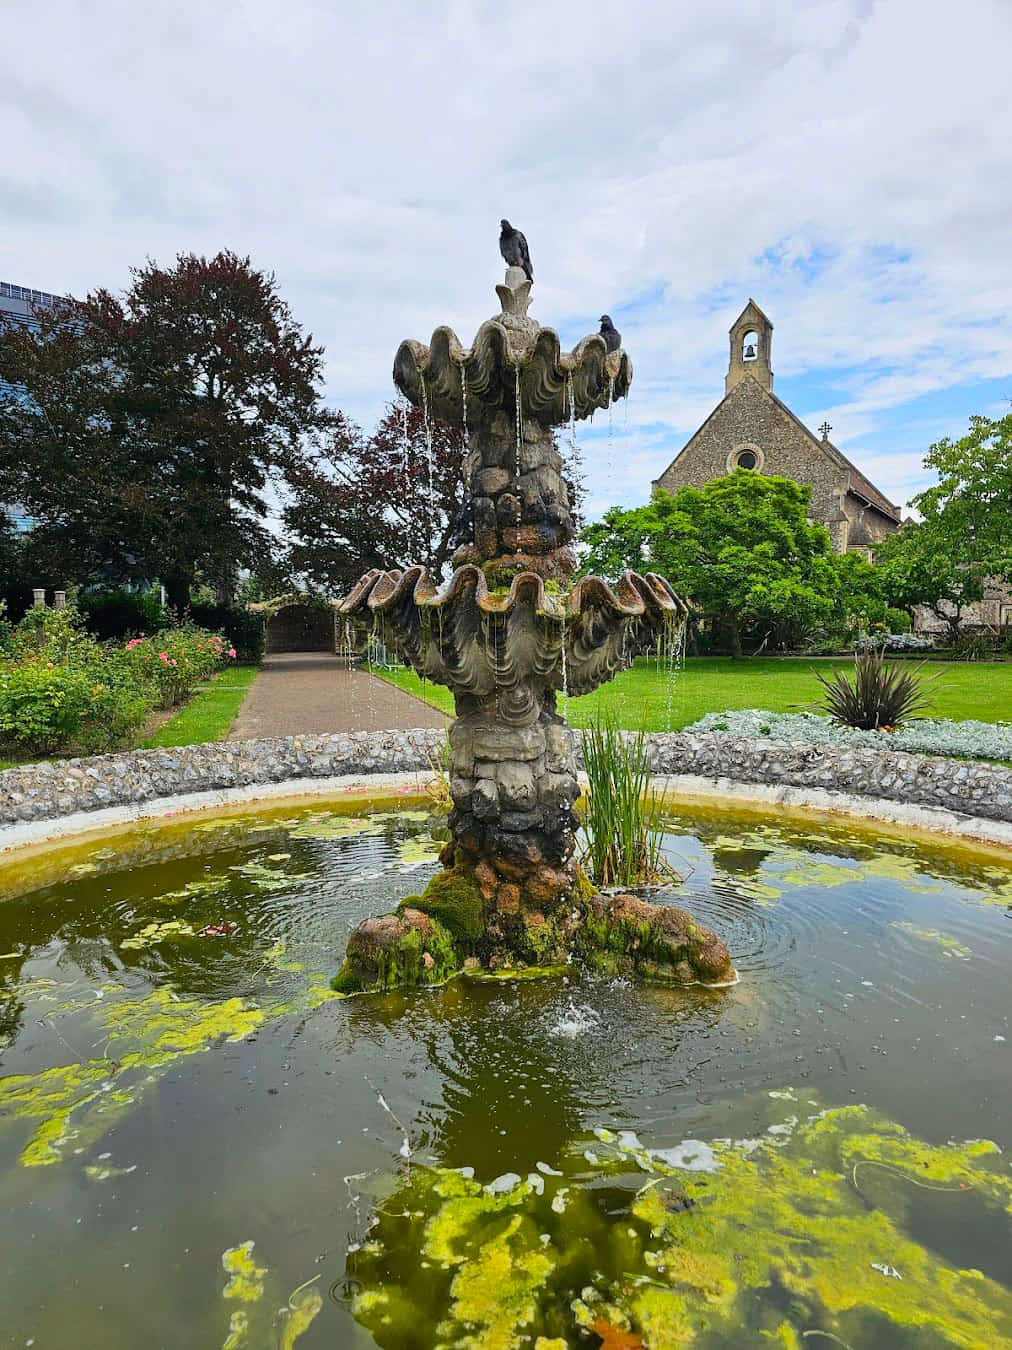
(652, 300, 902, 553)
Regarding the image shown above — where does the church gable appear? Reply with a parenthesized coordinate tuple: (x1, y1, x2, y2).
(651, 300, 901, 553)
(653, 376, 844, 509)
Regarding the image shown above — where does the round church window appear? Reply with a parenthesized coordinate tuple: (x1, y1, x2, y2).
(736, 449, 758, 470)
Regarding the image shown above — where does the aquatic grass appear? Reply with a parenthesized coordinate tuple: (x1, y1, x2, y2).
(580, 720, 669, 888)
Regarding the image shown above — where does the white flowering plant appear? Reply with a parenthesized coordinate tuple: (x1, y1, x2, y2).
(685, 708, 1012, 763)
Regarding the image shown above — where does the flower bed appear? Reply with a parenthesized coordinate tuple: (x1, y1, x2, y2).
(0, 605, 235, 757)
(684, 708, 1012, 763)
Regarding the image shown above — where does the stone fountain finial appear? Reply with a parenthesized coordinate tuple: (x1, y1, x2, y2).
(494, 265, 535, 340)
(334, 247, 735, 996)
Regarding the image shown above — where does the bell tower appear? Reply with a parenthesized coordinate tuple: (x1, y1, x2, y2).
(726, 299, 773, 395)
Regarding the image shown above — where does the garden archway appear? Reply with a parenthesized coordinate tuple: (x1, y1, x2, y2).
(262, 600, 335, 654)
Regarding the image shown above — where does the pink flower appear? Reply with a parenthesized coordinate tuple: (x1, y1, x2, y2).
(158, 651, 169, 662)
(169, 658, 178, 667)
(227, 648, 236, 659)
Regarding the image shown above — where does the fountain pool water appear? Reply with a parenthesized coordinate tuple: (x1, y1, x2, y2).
(0, 798, 1009, 1347)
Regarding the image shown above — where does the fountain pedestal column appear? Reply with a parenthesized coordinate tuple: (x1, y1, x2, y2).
(447, 691, 580, 938)
(332, 258, 736, 993)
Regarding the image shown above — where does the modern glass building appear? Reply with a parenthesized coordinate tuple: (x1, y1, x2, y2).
(0, 280, 69, 532)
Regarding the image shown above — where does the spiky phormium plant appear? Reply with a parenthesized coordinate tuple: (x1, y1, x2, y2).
(815, 650, 933, 731)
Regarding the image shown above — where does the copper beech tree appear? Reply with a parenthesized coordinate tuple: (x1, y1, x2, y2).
(282, 403, 470, 592)
(0, 251, 333, 608)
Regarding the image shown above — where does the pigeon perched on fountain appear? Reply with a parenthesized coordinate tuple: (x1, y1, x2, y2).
(599, 314, 621, 353)
(499, 219, 533, 281)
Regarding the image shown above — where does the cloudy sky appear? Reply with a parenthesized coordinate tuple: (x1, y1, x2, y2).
(3, 0, 1011, 520)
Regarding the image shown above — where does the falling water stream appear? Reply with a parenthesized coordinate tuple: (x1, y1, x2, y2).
(513, 365, 523, 537)
(417, 368, 435, 566)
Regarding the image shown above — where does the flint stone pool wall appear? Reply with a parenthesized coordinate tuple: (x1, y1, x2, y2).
(1, 732, 1010, 843)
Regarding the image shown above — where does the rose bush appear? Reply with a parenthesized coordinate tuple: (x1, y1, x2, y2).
(0, 606, 233, 756)
(121, 627, 233, 708)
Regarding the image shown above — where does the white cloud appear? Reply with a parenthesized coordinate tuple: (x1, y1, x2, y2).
(1, 0, 1010, 516)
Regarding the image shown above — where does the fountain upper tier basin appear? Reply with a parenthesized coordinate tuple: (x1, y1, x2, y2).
(393, 319, 631, 426)
(339, 562, 687, 701)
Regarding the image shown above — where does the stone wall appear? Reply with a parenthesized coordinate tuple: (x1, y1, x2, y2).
(653, 379, 849, 535)
(1, 730, 1010, 832)
(0, 731, 446, 827)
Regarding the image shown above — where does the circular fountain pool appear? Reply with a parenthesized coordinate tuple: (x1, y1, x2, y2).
(0, 799, 1009, 1348)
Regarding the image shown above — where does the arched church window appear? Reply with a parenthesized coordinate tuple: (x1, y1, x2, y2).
(736, 449, 758, 470)
(742, 330, 759, 361)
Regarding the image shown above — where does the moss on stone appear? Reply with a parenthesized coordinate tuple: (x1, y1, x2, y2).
(576, 894, 735, 986)
(332, 911, 463, 995)
(404, 866, 486, 943)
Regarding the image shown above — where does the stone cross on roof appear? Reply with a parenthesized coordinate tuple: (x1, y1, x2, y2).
(819, 421, 832, 441)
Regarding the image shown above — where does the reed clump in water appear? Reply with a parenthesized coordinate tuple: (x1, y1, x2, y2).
(580, 720, 670, 889)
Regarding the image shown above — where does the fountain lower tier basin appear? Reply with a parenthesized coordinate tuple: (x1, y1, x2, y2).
(339, 563, 688, 702)
(0, 796, 1009, 1348)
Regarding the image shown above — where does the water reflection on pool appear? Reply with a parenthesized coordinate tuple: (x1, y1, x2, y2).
(0, 799, 1009, 1347)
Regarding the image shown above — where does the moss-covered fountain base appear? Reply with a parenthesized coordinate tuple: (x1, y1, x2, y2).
(334, 253, 734, 994)
(331, 855, 735, 994)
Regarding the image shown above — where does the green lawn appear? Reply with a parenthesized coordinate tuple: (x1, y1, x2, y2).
(140, 664, 259, 748)
(371, 657, 1012, 732)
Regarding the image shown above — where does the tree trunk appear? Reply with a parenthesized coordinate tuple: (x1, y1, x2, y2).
(163, 571, 193, 614)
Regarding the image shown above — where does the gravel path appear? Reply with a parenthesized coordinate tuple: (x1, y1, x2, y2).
(228, 653, 448, 739)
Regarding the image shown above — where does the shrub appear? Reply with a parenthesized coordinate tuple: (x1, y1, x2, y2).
(188, 603, 265, 663)
(883, 607, 912, 634)
(814, 651, 933, 730)
(0, 652, 149, 754)
(952, 630, 997, 662)
(580, 721, 669, 888)
(78, 587, 165, 640)
(685, 708, 1012, 762)
(122, 627, 234, 708)
(856, 631, 936, 653)
(0, 605, 235, 756)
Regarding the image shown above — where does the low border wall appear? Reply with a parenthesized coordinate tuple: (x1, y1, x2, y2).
(0, 731, 1010, 846)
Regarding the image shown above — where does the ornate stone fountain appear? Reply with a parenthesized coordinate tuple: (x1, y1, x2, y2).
(333, 262, 733, 993)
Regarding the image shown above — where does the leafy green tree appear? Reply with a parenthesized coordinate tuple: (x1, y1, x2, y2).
(874, 521, 986, 641)
(581, 470, 883, 656)
(914, 412, 1012, 580)
(874, 411, 1012, 640)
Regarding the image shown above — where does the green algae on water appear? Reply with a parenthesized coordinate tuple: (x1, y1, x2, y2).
(120, 919, 196, 949)
(890, 922, 973, 960)
(397, 834, 444, 866)
(219, 1241, 321, 1349)
(0, 987, 264, 1167)
(348, 1094, 1012, 1349)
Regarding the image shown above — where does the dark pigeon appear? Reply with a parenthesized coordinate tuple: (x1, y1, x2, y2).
(499, 220, 533, 281)
(599, 314, 621, 353)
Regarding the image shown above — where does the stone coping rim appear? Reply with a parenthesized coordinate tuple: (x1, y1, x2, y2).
(0, 730, 1010, 854)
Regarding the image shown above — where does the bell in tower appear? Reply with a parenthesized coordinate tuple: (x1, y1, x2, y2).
(726, 300, 774, 394)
